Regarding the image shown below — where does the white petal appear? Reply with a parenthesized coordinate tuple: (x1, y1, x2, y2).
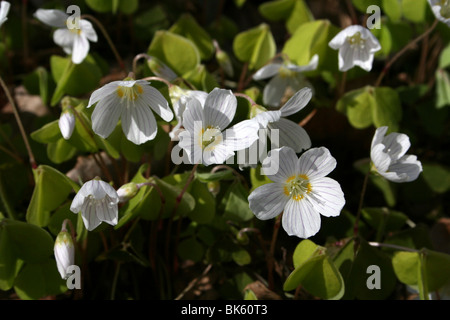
(261, 146, 298, 182)
(0, 1, 10, 26)
(182, 97, 204, 134)
(203, 88, 237, 129)
(309, 177, 345, 217)
(268, 118, 311, 153)
(384, 155, 423, 183)
(248, 183, 288, 220)
(81, 198, 102, 231)
(252, 63, 282, 80)
(287, 54, 319, 73)
(140, 83, 173, 122)
(53, 28, 75, 52)
(34, 9, 68, 28)
(71, 34, 89, 64)
(99, 180, 119, 201)
(224, 119, 260, 151)
(263, 75, 289, 108)
(297, 147, 336, 180)
(95, 197, 118, 226)
(202, 141, 234, 165)
(252, 110, 281, 128)
(121, 100, 158, 145)
(70, 191, 85, 213)
(353, 48, 374, 72)
(371, 126, 389, 150)
(279, 87, 312, 117)
(338, 43, 356, 72)
(88, 81, 121, 108)
(91, 92, 122, 139)
(370, 143, 391, 173)
(79, 19, 97, 42)
(282, 198, 321, 238)
(58, 111, 75, 140)
(382, 131, 411, 161)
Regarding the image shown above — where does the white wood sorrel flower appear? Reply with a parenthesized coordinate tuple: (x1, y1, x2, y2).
(0, 1, 10, 28)
(54, 230, 75, 279)
(370, 126, 423, 183)
(87, 79, 173, 145)
(428, 0, 450, 26)
(58, 107, 75, 140)
(328, 25, 381, 72)
(248, 146, 345, 239)
(178, 88, 259, 166)
(34, 8, 97, 64)
(253, 55, 318, 107)
(70, 178, 119, 231)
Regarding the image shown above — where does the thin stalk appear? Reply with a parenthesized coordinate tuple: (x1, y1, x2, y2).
(0, 145, 23, 163)
(0, 76, 36, 168)
(375, 19, 439, 87)
(237, 62, 249, 91)
(110, 262, 122, 300)
(353, 167, 370, 255)
(81, 14, 126, 73)
(368, 241, 419, 252)
(268, 214, 282, 290)
(234, 92, 257, 106)
(0, 171, 16, 219)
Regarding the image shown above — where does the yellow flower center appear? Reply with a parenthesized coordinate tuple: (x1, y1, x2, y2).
(347, 32, 366, 49)
(279, 65, 297, 78)
(440, 0, 450, 18)
(284, 174, 312, 201)
(116, 84, 143, 101)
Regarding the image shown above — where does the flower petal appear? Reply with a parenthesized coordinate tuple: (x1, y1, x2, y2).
(382, 131, 411, 161)
(53, 28, 75, 52)
(224, 119, 260, 151)
(95, 197, 118, 226)
(261, 146, 298, 182)
(88, 81, 121, 107)
(248, 183, 288, 220)
(370, 143, 391, 173)
(371, 126, 389, 150)
(0, 1, 10, 26)
(203, 88, 237, 129)
(297, 147, 336, 180)
(79, 19, 97, 42)
(268, 118, 311, 153)
(81, 198, 102, 231)
(279, 87, 312, 117)
(34, 9, 68, 28)
(253, 63, 282, 80)
(140, 82, 173, 122)
(263, 75, 289, 107)
(121, 100, 158, 145)
(202, 141, 234, 166)
(309, 177, 345, 217)
(91, 91, 122, 139)
(71, 34, 89, 64)
(287, 54, 319, 73)
(182, 97, 204, 134)
(282, 197, 321, 238)
(253, 110, 281, 128)
(384, 155, 423, 183)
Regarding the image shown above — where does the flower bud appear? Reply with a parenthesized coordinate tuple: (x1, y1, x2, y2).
(58, 108, 75, 140)
(117, 182, 139, 203)
(54, 230, 75, 279)
(207, 181, 220, 197)
(216, 50, 234, 77)
(147, 56, 177, 81)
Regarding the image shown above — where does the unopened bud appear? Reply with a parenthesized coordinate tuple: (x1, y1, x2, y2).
(58, 108, 75, 140)
(207, 181, 220, 196)
(117, 182, 139, 203)
(54, 230, 75, 279)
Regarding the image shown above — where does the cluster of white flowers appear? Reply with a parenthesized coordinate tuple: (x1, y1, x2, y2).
(20, 3, 427, 242)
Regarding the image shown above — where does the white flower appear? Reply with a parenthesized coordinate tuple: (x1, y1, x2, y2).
(428, 0, 450, 26)
(252, 54, 318, 107)
(0, 1, 10, 28)
(178, 88, 259, 166)
(328, 25, 381, 72)
(248, 146, 345, 239)
(58, 108, 75, 140)
(240, 88, 313, 168)
(70, 178, 119, 231)
(147, 56, 178, 81)
(87, 79, 173, 145)
(168, 86, 208, 141)
(34, 9, 97, 64)
(370, 126, 422, 183)
(54, 230, 75, 279)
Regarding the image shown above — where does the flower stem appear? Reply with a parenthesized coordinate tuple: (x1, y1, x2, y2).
(0, 76, 36, 169)
(234, 92, 257, 106)
(81, 14, 126, 73)
(268, 214, 281, 290)
(374, 19, 439, 87)
(353, 167, 370, 253)
(367, 241, 419, 252)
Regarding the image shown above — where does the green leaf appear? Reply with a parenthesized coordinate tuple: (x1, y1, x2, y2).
(250, 165, 273, 191)
(352, 0, 382, 12)
(438, 42, 450, 69)
(422, 163, 450, 193)
(371, 86, 402, 131)
(47, 138, 78, 164)
(0, 221, 23, 291)
(382, 0, 402, 22)
(401, 0, 427, 22)
(336, 86, 373, 129)
(187, 179, 216, 224)
(285, 0, 315, 34)
(86, 0, 138, 14)
(259, 0, 295, 21)
(233, 23, 276, 70)
(169, 14, 214, 60)
(392, 249, 450, 295)
(13, 260, 67, 300)
(282, 19, 338, 71)
(30, 120, 61, 144)
(23, 67, 53, 105)
(26, 165, 79, 227)
(284, 240, 344, 300)
(177, 237, 205, 262)
(50, 55, 102, 106)
(436, 69, 450, 109)
(183, 64, 219, 92)
(361, 207, 408, 235)
(196, 170, 235, 183)
(223, 182, 254, 222)
(1, 219, 54, 264)
(148, 31, 200, 77)
(232, 247, 251, 266)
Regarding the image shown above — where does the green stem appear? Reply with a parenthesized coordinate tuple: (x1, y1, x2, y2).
(0, 171, 16, 220)
(110, 262, 122, 300)
(51, 61, 75, 106)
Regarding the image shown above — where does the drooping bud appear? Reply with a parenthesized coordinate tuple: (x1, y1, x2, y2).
(117, 182, 139, 203)
(58, 105, 75, 140)
(54, 230, 75, 279)
(147, 56, 177, 81)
